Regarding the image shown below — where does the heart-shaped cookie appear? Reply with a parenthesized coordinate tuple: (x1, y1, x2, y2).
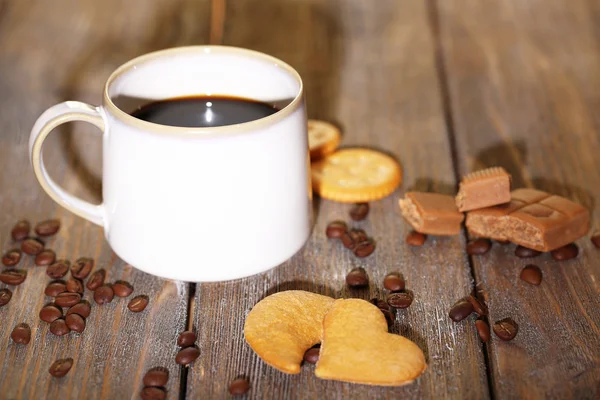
(315, 298, 426, 386)
(244, 290, 335, 374)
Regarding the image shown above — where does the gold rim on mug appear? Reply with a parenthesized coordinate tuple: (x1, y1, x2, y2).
(103, 45, 304, 137)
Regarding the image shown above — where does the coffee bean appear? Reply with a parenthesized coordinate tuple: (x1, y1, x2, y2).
(326, 221, 347, 239)
(351, 229, 368, 243)
(493, 318, 518, 341)
(35, 249, 56, 266)
(370, 298, 395, 325)
(349, 203, 369, 221)
(113, 280, 134, 297)
(228, 378, 250, 395)
(49, 318, 70, 336)
(592, 232, 600, 248)
(94, 285, 114, 305)
(65, 313, 85, 333)
(448, 297, 474, 322)
(345, 267, 369, 287)
(175, 346, 200, 365)
(2, 249, 21, 266)
(520, 264, 542, 286)
(39, 303, 63, 323)
(11, 323, 31, 344)
(177, 330, 197, 347)
(342, 229, 367, 250)
(383, 272, 405, 291)
(49, 358, 73, 377)
(21, 237, 44, 255)
(475, 319, 490, 343)
(55, 292, 81, 308)
(0, 288, 12, 307)
(341, 232, 356, 249)
(128, 295, 149, 312)
(71, 257, 94, 279)
(11, 220, 30, 241)
(386, 292, 413, 309)
(467, 295, 488, 316)
(354, 239, 375, 258)
(551, 243, 579, 261)
(66, 278, 84, 294)
(140, 387, 167, 400)
(143, 366, 170, 387)
(45, 281, 66, 297)
(34, 219, 60, 237)
(515, 245, 541, 258)
(67, 301, 92, 319)
(303, 347, 320, 364)
(466, 239, 492, 255)
(86, 269, 105, 291)
(0, 269, 26, 285)
(406, 231, 426, 246)
(47, 260, 70, 279)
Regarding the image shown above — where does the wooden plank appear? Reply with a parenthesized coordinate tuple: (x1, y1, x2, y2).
(437, 0, 600, 398)
(187, 1, 490, 398)
(0, 0, 211, 398)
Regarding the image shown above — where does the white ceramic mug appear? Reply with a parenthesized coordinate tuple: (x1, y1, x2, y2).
(29, 46, 312, 282)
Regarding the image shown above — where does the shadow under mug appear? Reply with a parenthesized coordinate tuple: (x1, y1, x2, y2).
(29, 46, 312, 282)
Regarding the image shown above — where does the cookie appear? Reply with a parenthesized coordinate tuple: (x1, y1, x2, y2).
(311, 148, 402, 203)
(308, 119, 341, 160)
(315, 298, 426, 386)
(244, 290, 335, 374)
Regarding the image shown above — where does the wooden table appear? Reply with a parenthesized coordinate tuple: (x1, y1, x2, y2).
(1, 0, 599, 398)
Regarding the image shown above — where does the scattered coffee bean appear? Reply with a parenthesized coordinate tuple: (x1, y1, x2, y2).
(11, 220, 30, 241)
(228, 378, 250, 396)
(67, 301, 92, 319)
(94, 285, 114, 305)
(10, 323, 31, 344)
(0, 269, 26, 285)
(140, 386, 167, 400)
(303, 347, 320, 364)
(349, 203, 369, 221)
(66, 278, 84, 294)
(35, 249, 56, 266)
(383, 272, 405, 291)
(55, 292, 81, 308)
(466, 239, 492, 255)
(467, 295, 488, 316)
(21, 237, 44, 255)
(39, 304, 63, 323)
(49, 358, 73, 377)
(493, 318, 518, 341)
(49, 318, 70, 336)
(345, 267, 369, 287)
(143, 366, 170, 387)
(45, 281, 67, 297)
(177, 331, 197, 347)
(520, 264, 542, 286)
(2, 249, 21, 266)
(351, 229, 368, 243)
(371, 298, 395, 325)
(65, 313, 85, 333)
(326, 221, 347, 239)
(47, 260, 70, 279)
(113, 280, 134, 297)
(128, 295, 149, 312)
(386, 292, 413, 309)
(0, 288, 12, 307)
(551, 243, 578, 261)
(354, 239, 375, 258)
(86, 269, 105, 291)
(448, 297, 474, 322)
(71, 257, 94, 279)
(341, 232, 356, 249)
(475, 319, 490, 343)
(34, 219, 60, 237)
(175, 346, 200, 365)
(406, 231, 426, 246)
(515, 245, 541, 258)
(592, 232, 600, 249)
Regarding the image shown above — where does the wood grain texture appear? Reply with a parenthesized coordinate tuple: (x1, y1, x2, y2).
(437, 0, 600, 398)
(187, 1, 490, 398)
(0, 0, 211, 398)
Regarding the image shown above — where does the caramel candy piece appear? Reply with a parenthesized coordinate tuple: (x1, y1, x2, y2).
(456, 167, 511, 212)
(466, 188, 589, 251)
(399, 192, 464, 236)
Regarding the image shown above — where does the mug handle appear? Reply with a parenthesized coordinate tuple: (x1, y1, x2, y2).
(29, 101, 105, 227)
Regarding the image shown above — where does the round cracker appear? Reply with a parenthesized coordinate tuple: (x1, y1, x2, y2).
(311, 148, 402, 203)
(308, 119, 341, 160)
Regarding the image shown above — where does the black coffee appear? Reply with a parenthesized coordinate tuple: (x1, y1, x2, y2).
(131, 95, 279, 128)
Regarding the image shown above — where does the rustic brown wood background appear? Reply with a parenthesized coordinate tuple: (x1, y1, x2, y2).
(0, 0, 598, 399)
